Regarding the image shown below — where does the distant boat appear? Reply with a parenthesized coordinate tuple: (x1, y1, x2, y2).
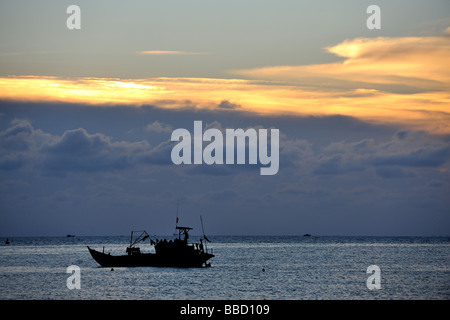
(88, 215, 214, 268)
(66, 234, 75, 238)
(303, 234, 311, 237)
(5, 238, 10, 245)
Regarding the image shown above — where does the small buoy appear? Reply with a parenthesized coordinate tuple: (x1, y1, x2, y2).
(262, 268, 265, 272)
(111, 268, 114, 271)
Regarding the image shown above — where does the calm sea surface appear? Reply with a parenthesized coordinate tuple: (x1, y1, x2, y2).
(0, 236, 448, 300)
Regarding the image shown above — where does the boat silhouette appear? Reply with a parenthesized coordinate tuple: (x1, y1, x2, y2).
(88, 218, 214, 268)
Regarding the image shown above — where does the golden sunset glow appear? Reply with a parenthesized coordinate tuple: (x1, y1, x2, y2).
(1, 34, 449, 133)
(1, 74, 448, 133)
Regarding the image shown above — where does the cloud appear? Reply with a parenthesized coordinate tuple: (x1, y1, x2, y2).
(216, 100, 241, 110)
(369, 130, 450, 168)
(140, 139, 176, 166)
(1, 119, 35, 151)
(138, 51, 213, 55)
(308, 129, 450, 176)
(2, 113, 448, 184)
(234, 33, 450, 93)
(0, 119, 176, 175)
(230, 31, 450, 133)
(145, 120, 173, 134)
(0, 118, 55, 151)
(1, 30, 450, 139)
(371, 146, 450, 168)
(1, 104, 449, 236)
(2, 30, 450, 136)
(44, 128, 113, 156)
(41, 128, 152, 174)
(0, 119, 55, 171)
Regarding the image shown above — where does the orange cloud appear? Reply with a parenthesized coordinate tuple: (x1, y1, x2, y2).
(234, 35, 450, 93)
(1, 32, 449, 134)
(231, 32, 450, 133)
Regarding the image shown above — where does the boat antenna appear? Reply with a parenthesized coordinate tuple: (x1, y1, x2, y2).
(176, 199, 179, 228)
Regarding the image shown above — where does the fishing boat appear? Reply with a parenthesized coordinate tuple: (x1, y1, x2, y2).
(87, 216, 214, 268)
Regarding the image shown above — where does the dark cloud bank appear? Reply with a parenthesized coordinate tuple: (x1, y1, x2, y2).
(1, 101, 449, 236)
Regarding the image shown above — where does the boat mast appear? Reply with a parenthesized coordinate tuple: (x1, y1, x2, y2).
(130, 231, 134, 247)
(129, 230, 149, 248)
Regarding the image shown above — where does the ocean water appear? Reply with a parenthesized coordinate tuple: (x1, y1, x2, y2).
(0, 236, 448, 300)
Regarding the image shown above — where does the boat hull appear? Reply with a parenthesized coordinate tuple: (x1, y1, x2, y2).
(87, 246, 214, 268)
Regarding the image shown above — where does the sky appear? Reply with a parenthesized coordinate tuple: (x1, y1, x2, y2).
(0, 0, 449, 236)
